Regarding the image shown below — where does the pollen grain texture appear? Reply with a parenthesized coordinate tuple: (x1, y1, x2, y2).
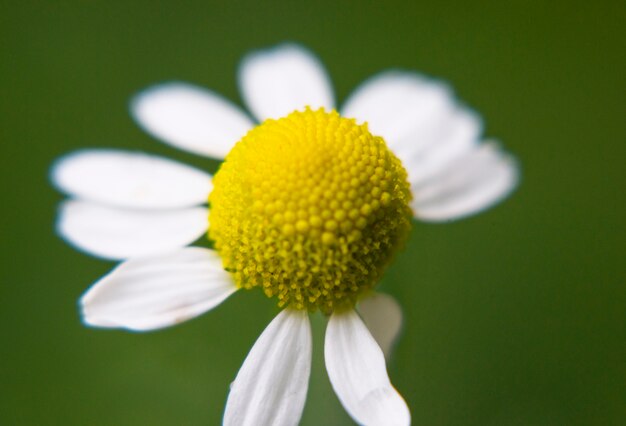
(209, 108, 412, 313)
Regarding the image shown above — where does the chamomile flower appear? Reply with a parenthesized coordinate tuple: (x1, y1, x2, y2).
(52, 43, 518, 425)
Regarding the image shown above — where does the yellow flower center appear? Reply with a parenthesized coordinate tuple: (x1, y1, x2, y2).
(208, 108, 412, 313)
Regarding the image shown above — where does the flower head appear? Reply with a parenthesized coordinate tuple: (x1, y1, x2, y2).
(52, 43, 518, 425)
(210, 108, 412, 313)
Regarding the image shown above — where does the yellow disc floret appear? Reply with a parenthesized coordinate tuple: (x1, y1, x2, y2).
(208, 108, 412, 313)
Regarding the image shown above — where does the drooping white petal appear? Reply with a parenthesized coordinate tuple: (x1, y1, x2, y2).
(239, 43, 335, 122)
(81, 247, 236, 331)
(325, 309, 410, 426)
(342, 71, 518, 221)
(358, 293, 403, 360)
(131, 82, 254, 158)
(395, 107, 481, 184)
(51, 150, 212, 209)
(341, 71, 455, 151)
(57, 200, 208, 260)
(224, 309, 312, 426)
(411, 142, 519, 221)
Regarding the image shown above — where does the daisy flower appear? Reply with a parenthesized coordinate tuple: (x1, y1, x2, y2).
(51, 43, 518, 425)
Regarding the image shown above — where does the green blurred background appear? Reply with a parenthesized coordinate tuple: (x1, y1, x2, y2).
(1, 0, 624, 424)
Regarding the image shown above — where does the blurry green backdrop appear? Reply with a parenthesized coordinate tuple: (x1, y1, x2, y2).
(1, 1, 624, 425)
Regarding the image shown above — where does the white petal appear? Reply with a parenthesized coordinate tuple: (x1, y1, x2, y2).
(239, 43, 335, 121)
(341, 71, 455, 150)
(131, 82, 254, 158)
(411, 142, 519, 221)
(224, 309, 312, 426)
(396, 107, 481, 184)
(325, 309, 410, 426)
(81, 247, 236, 331)
(358, 293, 403, 360)
(52, 150, 212, 209)
(343, 72, 480, 172)
(57, 200, 208, 260)
(342, 71, 518, 221)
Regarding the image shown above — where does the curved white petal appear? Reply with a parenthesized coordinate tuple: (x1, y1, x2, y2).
(131, 82, 254, 158)
(393, 107, 481, 181)
(57, 200, 208, 260)
(358, 293, 403, 360)
(342, 71, 518, 221)
(342, 71, 455, 150)
(411, 142, 519, 221)
(325, 309, 410, 426)
(224, 309, 312, 426)
(81, 247, 236, 331)
(52, 150, 212, 209)
(239, 43, 335, 122)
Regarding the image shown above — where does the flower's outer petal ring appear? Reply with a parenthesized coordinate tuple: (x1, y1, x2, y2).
(80, 247, 236, 331)
(57, 201, 209, 260)
(358, 293, 403, 360)
(224, 309, 312, 426)
(325, 309, 410, 426)
(52, 150, 213, 209)
(131, 82, 254, 159)
(342, 71, 518, 221)
(239, 43, 335, 122)
(411, 142, 519, 221)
